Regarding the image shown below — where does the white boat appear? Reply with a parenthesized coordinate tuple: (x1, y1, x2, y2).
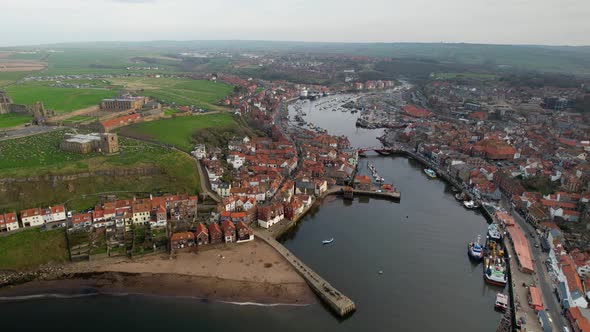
(463, 200, 479, 209)
(488, 224, 502, 242)
(322, 238, 334, 245)
(495, 293, 509, 311)
(423, 168, 437, 178)
(468, 235, 484, 261)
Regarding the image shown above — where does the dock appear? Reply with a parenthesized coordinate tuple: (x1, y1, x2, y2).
(254, 230, 356, 317)
(349, 188, 401, 200)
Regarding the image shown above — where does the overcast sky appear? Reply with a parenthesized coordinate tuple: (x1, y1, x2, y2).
(1, 0, 589, 46)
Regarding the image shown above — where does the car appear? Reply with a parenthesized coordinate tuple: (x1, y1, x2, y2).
(534, 243, 540, 248)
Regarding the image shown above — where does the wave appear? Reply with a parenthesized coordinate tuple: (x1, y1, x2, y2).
(219, 300, 310, 307)
(0, 291, 311, 307)
(0, 292, 98, 301)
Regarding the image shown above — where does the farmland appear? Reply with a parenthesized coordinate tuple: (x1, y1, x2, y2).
(108, 77, 233, 111)
(0, 113, 31, 128)
(119, 113, 239, 151)
(0, 130, 200, 212)
(0, 228, 69, 270)
(0, 71, 33, 86)
(6, 81, 119, 113)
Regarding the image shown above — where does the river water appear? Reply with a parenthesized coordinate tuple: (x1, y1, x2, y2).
(0, 96, 501, 331)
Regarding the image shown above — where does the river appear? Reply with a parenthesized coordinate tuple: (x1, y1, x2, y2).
(0, 95, 501, 331)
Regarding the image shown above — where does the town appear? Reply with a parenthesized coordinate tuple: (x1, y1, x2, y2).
(1, 41, 590, 331)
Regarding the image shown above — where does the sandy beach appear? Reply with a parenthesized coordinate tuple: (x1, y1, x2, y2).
(0, 239, 316, 305)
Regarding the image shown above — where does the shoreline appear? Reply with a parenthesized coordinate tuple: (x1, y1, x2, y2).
(0, 271, 315, 305)
(0, 239, 316, 306)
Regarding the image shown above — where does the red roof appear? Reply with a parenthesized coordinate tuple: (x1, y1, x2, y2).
(100, 113, 140, 129)
(506, 223, 534, 273)
(529, 286, 543, 311)
(402, 105, 434, 118)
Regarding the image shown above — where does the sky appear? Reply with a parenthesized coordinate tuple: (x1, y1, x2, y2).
(1, 0, 589, 46)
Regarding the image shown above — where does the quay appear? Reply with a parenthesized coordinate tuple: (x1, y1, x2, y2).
(346, 188, 401, 200)
(254, 229, 356, 317)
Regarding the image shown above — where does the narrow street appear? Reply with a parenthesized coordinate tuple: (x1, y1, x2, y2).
(506, 201, 569, 330)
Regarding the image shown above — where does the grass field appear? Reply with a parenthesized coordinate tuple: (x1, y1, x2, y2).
(0, 130, 200, 212)
(0, 228, 69, 270)
(433, 72, 498, 80)
(62, 115, 96, 124)
(0, 113, 31, 128)
(119, 113, 237, 151)
(0, 71, 33, 86)
(108, 77, 233, 111)
(6, 82, 119, 113)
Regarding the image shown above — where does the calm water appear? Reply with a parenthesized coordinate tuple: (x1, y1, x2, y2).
(0, 98, 501, 331)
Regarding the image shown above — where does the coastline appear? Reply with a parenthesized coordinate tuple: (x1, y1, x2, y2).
(0, 239, 316, 305)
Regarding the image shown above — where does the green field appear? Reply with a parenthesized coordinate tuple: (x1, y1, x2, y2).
(433, 72, 498, 80)
(0, 113, 31, 128)
(0, 71, 33, 86)
(119, 113, 237, 151)
(109, 77, 233, 111)
(0, 228, 69, 270)
(0, 130, 200, 212)
(6, 82, 119, 113)
(62, 115, 96, 124)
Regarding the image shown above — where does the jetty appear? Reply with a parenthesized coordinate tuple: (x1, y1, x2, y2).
(344, 188, 401, 200)
(254, 230, 356, 317)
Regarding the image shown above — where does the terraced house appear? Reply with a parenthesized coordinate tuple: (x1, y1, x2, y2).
(0, 212, 19, 232)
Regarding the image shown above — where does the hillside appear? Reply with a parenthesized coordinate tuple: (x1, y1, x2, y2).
(0, 130, 200, 212)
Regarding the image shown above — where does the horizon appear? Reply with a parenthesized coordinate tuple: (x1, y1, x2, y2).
(2, 0, 590, 47)
(3, 39, 590, 49)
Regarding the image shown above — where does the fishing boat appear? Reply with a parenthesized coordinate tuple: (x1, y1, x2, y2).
(483, 241, 508, 287)
(423, 168, 437, 178)
(495, 293, 509, 311)
(463, 200, 479, 209)
(488, 224, 503, 242)
(322, 238, 334, 245)
(468, 235, 484, 261)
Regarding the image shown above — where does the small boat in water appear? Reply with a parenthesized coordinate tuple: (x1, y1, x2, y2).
(468, 235, 484, 261)
(454, 192, 465, 201)
(423, 168, 437, 178)
(322, 238, 334, 245)
(495, 293, 509, 311)
(488, 224, 502, 242)
(463, 200, 479, 209)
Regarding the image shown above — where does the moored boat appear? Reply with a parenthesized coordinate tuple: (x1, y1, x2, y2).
(495, 293, 509, 311)
(468, 235, 484, 261)
(488, 224, 502, 242)
(423, 168, 437, 178)
(483, 241, 507, 287)
(463, 200, 479, 209)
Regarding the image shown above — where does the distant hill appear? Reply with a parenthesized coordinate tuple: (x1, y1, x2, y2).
(3, 40, 590, 76)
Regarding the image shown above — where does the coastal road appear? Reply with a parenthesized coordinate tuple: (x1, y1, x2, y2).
(508, 204, 568, 330)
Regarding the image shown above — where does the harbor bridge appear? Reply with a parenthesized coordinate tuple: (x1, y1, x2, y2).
(357, 145, 405, 156)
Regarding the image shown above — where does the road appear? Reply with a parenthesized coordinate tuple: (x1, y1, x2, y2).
(506, 201, 568, 330)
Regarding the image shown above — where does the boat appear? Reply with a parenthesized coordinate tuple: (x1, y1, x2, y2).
(483, 241, 508, 287)
(322, 238, 334, 245)
(463, 200, 479, 209)
(423, 168, 437, 178)
(488, 224, 503, 242)
(454, 192, 466, 201)
(495, 293, 509, 311)
(468, 235, 484, 261)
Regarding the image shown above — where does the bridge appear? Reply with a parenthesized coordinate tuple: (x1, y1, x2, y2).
(357, 145, 404, 156)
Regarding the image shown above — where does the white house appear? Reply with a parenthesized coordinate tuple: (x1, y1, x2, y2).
(192, 144, 207, 159)
(20, 208, 45, 228)
(216, 183, 232, 198)
(226, 153, 245, 169)
(0, 212, 19, 232)
(42, 205, 67, 224)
